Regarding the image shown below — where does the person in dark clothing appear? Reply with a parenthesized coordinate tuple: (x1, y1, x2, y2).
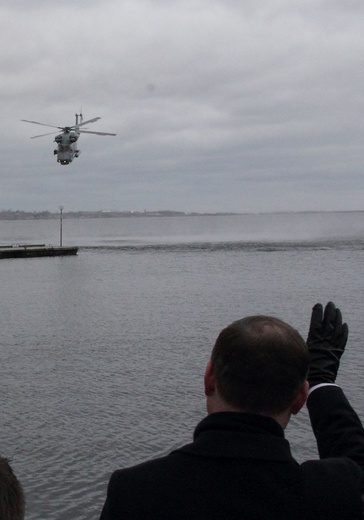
(99, 302, 364, 519)
(0, 457, 25, 520)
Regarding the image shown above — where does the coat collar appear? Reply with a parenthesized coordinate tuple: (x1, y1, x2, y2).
(176, 412, 297, 463)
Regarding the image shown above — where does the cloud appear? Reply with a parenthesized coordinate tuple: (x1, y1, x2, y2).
(1, 0, 364, 212)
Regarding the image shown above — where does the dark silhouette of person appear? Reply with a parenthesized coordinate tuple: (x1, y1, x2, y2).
(0, 457, 25, 520)
(99, 302, 364, 519)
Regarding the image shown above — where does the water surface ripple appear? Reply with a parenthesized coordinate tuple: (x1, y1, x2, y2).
(1, 213, 364, 519)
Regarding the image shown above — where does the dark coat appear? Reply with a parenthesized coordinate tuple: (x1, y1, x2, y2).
(100, 386, 364, 520)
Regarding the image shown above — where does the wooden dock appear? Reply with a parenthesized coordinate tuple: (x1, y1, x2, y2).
(0, 244, 78, 259)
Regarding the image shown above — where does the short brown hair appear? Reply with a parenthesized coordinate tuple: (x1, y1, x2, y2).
(211, 316, 309, 414)
(0, 457, 25, 520)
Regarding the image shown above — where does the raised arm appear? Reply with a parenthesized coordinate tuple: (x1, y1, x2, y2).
(306, 301, 348, 388)
(306, 302, 364, 476)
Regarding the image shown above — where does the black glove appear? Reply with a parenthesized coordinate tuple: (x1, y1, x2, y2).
(306, 301, 348, 388)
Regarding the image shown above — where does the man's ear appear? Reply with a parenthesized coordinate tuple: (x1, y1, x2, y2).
(204, 360, 216, 396)
(290, 380, 309, 415)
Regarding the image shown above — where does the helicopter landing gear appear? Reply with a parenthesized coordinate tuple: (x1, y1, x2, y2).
(54, 150, 58, 155)
(75, 150, 81, 158)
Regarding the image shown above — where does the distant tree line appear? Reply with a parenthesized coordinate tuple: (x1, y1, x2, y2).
(0, 209, 234, 220)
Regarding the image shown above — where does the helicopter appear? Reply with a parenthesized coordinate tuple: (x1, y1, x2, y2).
(21, 113, 116, 165)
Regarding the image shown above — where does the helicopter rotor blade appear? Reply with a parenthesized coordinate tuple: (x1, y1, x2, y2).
(21, 119, 63, 130)
(79, 130, 116, 136)
(30, 130, 61, 139)
(77, 117, 101, 127)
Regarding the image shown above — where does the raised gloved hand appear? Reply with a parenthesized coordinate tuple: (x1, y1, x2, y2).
(306, 301, 348, 388)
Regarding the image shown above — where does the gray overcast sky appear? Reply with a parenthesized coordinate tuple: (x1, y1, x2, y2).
(1, 0, 364, 213)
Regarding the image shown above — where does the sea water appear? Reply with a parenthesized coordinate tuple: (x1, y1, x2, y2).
(1, 212, 364, 519)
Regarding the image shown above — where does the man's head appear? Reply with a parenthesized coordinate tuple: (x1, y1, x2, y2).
(0, 457, 25, 520)
(205, 315, 309, 421)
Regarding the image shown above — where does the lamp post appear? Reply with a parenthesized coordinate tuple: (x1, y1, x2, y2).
(59, 205, 64, 247)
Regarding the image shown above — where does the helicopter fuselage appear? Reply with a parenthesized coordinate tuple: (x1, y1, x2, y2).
(54, 130, 80, 165)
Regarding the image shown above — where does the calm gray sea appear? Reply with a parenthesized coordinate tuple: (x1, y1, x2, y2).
(1, 212, 364, 519)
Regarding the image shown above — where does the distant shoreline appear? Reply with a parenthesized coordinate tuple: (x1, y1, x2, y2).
(0, 209, 363, 221)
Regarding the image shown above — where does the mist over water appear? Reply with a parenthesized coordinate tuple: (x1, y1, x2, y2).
(1, 211, 364, 248)
(1, 212, 364, 519)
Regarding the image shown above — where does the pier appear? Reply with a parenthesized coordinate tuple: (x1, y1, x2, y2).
(0, 244, 78, 259)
